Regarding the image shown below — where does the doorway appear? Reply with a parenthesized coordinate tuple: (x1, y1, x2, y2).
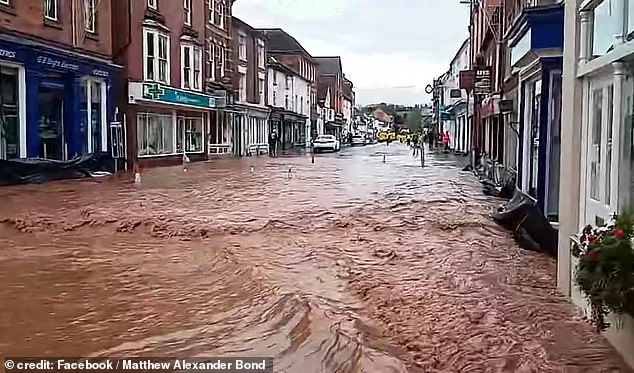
(584, 74, 615, 225)
(38, 85, 65, 160)
(545, 70, 563, 222)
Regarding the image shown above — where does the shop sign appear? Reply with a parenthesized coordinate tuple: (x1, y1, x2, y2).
(0, 48, 17, 60)
(142, 83, 216, 108)
(36, 55, 80, 72)
(474, 67, 492, 95)
(459, 70, 475, 90)
(92, 69, 109, 78)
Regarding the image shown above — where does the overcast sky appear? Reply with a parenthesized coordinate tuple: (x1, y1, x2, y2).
(233, 0, 469, 106)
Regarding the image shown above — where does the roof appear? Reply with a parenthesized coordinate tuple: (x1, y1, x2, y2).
(267, 56, 295, 76)
(317, 75, 335, 101)
(314, 56, 342, 76)
(256, 28, 312, 60)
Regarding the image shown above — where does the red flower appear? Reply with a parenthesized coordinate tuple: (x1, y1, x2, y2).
(589, 235, 598, 244)
(585, 251, 599, 262)
(613, 229, 627, 239)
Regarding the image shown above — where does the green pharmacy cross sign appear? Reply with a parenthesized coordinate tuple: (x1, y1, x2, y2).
(142, 83, 216, 109)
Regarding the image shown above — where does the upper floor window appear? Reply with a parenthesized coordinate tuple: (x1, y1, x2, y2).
(272, 71, 277, 85)
(0, 0, 10, 5)
(239, 35, 247, 61)
(148, 0, 157, 10)
(212, 0, 224, 28)
(143, 29, 170, 84)
(207, 41, 216, 81)
(272, 91, 277, 106)
(84, 0, 96, 33)
(258, 77, 265, 104)
(238, 73, 246, 102)
(257, 41, 265, 69)
(181, 44, 202, 91)
(44, 0, 58, 21)
(285, 76, 291, 89)
(184, 0, 192, 26)
(220, 45, 226, 77)
(218, 0, 225, 29)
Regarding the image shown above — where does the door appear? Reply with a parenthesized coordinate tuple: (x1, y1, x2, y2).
(545, 70, 563, 222)
(585, 75, 615, 225)
(38, 86, 65, 160)
(0, 66, 19, 159)
(528, 79, 542, 198)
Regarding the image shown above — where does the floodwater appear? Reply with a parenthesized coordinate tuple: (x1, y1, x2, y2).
(0, 144, 631, 372)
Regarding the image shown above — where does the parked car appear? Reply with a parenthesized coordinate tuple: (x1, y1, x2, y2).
(312, 135, 340, 152)
(351, 135, 366, 146)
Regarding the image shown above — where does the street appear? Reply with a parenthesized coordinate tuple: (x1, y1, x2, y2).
(0, 144, 631, 372)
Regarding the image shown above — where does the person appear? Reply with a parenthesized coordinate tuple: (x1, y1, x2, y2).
(411, 133, 419, 156)
(347, 132, 353, 145)
(442, 131, 451, 151)
(269, 130, 278, 157)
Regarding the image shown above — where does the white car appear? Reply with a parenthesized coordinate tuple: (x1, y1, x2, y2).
(312, 135, 340, 152)
(351, 135, 365, 146)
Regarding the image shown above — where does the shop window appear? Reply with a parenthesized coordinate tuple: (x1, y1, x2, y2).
(79, 80, 104, 154)
(208, 111, 230, 145)
(38, 82, 65, 160)
(137, 112, 174, 156)
(176, 116, 203, 153)
(605, 84, 614, 205)
(0, 66, 19, 160)
(143, 29, 170, 84)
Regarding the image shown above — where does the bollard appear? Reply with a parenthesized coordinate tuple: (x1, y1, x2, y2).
(287, 168, 293, 180)
(134, 164, 141, 184)
(250, 165, 254, 173)
(311, 145, 315, 164)
(383, 154, 386, 163)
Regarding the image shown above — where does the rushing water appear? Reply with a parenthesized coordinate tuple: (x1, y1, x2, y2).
(0, 144, 631, 372)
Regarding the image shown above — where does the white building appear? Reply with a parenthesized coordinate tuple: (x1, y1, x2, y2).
(559, 0, 634, 367)
(267, 57, 311, 150)
(438, 39, 472, 153)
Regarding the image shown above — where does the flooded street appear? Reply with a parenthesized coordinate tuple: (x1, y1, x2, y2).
(0, 144, 631, 372)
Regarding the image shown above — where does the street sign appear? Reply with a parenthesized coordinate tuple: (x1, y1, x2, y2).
(474, 67, 492, 95)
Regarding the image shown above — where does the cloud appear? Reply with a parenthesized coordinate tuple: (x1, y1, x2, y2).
(233, 0, 469, 105)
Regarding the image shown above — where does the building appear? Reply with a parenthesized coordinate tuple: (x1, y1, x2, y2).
(559, 0, 634, 367)
(231, 17, 268, 156)
(0, 0, 119, 161)
(505, 0, 564, 223)
(112, 0, 232, 168)
(342, 77, 355, 136)
(444, 38, 472, 154)
(316, 82, 335, 137)
(258, 28, 316, 151)
(471, 0, 503, 164)
(314, 57, 345, 140)
(205, 0, 234, 156)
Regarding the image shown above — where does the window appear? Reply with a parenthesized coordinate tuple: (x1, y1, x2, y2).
(0, 0, 9, 5)
(238, 73, 246, 102)
(258, 78, 265, 104)
(176, 116, 204, 153)
(0, 66, 20, 160)
(285, 76, 291, 89)
(257, 42, 265, 68)
(300, 95, 303, 113)
(208, 0, 214, 24)
(181, 44, 202, 90)
(220, 46, 226, 77)
(207, 41, 216, 81)
(144, 29, 170, 84)
(44, 0, 58, 21)
(218, 0, 224, 28)
(590, 87, 603, 200)
(148, 0, 157, 10)
(184, 0, 192, 26)
(592, 0, 619, 58)
(79, 80, 105, 154)
(273, 71, 277, 85)
(137, 113, 175, 156)
(272, 91, 276, 106)
(239, 35, 247, 61)
(84, 0, 96, 33)
(285, 95, 289, 110)
(294, 95, 298, 111)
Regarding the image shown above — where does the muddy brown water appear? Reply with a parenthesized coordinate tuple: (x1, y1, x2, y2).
(0, 144, 631, 372)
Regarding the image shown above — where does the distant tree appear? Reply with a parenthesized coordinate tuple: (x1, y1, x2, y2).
(405, 108, 422, 132)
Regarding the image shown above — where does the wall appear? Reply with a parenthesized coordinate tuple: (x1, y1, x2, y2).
(0, 0, 112, 58)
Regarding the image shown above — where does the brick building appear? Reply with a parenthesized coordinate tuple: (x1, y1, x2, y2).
(0, 0, 119, 161)
(112, 0, 233, 168)
(314, 56, 345, 138)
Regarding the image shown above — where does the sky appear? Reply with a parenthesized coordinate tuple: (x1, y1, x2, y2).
(233, 0, 469, 106)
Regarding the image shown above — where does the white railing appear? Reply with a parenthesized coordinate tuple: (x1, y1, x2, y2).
(208, 143, 231, 155)
(247, 143, 269, 156)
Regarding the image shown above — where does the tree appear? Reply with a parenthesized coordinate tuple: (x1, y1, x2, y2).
(405, 108, 422, 132)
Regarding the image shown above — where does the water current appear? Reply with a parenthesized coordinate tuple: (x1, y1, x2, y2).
(0, 144, 631, 372)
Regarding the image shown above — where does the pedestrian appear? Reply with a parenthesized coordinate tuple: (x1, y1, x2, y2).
(269, 130, 277, 157)
(411, 133, 419, 156)
(442, 131, 451, 151)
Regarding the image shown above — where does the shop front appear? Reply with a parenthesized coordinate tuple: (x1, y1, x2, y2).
(508, 2, 564, 222)
(233, 103, 269, 156)
(0, 36, 118, 161)
(128, 82, 221, 167)
(559, 0, 634, 366)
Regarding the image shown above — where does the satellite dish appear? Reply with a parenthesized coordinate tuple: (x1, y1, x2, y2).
(425, 84, 433, 94)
